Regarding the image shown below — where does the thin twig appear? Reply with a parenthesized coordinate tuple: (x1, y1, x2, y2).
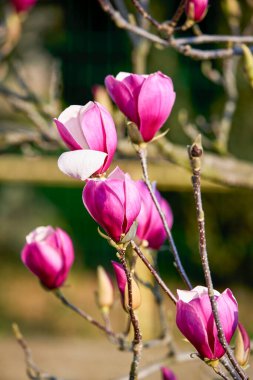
(131, 0, 160, 29)
(131, 241, 177, 304)
(54, 289, 120, 344)
(137, 147, 192, 289)
(97, 0, 253, 60)
(118, 249, 143, 380)
(188, 136, 248, 380)
(12, 324, 61, 380)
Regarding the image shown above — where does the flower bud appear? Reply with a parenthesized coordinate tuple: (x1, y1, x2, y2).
(176, 286, 238, 360)
(161, 367, 177, 380)
(55, 101, 117, 179)
(82, 167, 141, 243)
(136, 180, 173, 250)
(10, 0, 37, 13)
(105, 72, 175, 142)
(185, 0, 208, 22)
(96, 266, 114, 311)
(112, 261, 141, 312)
(234, 323, 250, 368)
(21, 226, 74, 289)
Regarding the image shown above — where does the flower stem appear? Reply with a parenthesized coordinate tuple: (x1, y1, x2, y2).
(188, 136, 248, 380)
(137, 146, 192, 289)
(118, 249, 143, 380)
(131, 241, 177, 304)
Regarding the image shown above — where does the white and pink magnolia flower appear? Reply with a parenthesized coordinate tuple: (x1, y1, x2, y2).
(55, 101, 117, 181)
(176, 286, 238, 360)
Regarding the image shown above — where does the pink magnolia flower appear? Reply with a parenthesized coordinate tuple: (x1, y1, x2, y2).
(136, 180, 173, 250)
(176, 286, 238, 360)
(105, 72, 176, 142)
(55, 101, 117, 180)
(83, 167, 141, 243)
(21, 226, 74, 289)
(235, 323, 251, 368)
(112, 261, 141, 311)
(185, 0, 208, 22)
(161, 367, 177, 380)
(10, 0, 37, 12)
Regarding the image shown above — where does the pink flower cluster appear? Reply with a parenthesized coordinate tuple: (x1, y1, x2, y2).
(21, 69, 244, 367)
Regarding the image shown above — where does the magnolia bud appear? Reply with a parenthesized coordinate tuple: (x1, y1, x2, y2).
(96, 266, 114, 312)
(234, 323, 250, 368)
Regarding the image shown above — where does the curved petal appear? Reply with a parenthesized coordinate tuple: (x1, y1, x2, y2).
(138, 72, 176, 142)
(58, 150, 107, 180)
(21, 242, 63, 289)
(213, 289, 238, 358)
(54, 119, 82, 150)
(83, 180, 124, 242)
(123, 174, 141, 233)
(176, 300, 213, 359)
(55, 228, 75, 270)
(57, 105, 89, 149)
(105, 75, 139, 124)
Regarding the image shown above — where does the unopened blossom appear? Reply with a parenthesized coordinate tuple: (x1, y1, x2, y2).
(21, 226, 74, 289)
(82, 167, 141, 243)
(97, 266, 114, 311)
(234, 322, 251, 368)
(185, 0, 208, 22)
(176, 286, 238, 360)
(105, 71, 175, 142)
(55, 101, 117, 180)
(161, 367, 177, 380)
(10, 0, 37, 12)
(136, 180, 173, 250)
(112, 261, 141, 312)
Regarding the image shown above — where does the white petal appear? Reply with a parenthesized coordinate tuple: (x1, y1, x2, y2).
(57, 105, 89, 149)
(116, 72, 131, 81)
(58, 150, 107, 181)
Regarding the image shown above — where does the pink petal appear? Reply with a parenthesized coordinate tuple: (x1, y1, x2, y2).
(58, 150, 107, 180)
(123, 174, 141, 233)
(57, 105, 89, 149)
(83, 179, 125, 242)
(138, 72, 176, 142)
(176, 300, 213, 359)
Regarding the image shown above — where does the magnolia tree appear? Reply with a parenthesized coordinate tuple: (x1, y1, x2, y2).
(1, 0, 253, 380)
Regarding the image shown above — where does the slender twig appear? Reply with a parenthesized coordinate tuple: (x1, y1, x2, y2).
(137, 147, 192, 289)
(97, 0, 253, 60)
(12, 324, 61, 380)
(220, 357, 241, 380)
(131, 241, 177, 304)
(118, 249, 142, 380)
(188, 136, 248, 380)
(170, 0, 187, 27)
(212, 367, 231, 380)
(54, 289, 119, 343)
(131, 0, 160, 29)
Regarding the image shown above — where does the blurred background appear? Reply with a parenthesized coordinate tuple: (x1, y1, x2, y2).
(1, 0, 253, 379)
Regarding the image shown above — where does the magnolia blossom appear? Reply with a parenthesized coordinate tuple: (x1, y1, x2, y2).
(55, 101, 117, 180)
(105, 71, 175, 142)
(136, 180, 173, 250)
(185, 0, 208, 22)
(176, 286, 238, 360)
(161, 367, 177, 380)
(112, 261, 141, 311)
(10, 0, 37, 12)
(21, 226, 74, 289)
(82, 167, 141, 243)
